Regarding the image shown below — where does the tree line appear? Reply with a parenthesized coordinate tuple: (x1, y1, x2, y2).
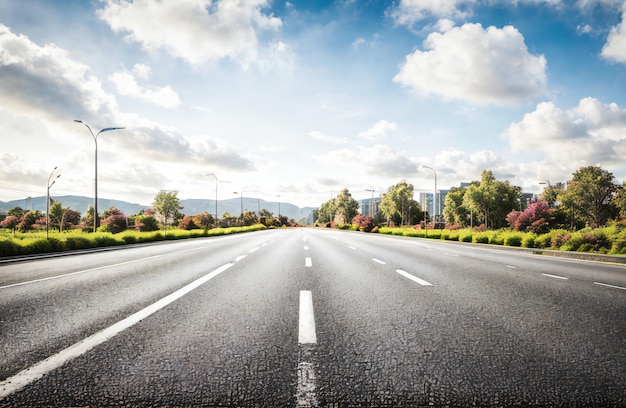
(314, 166, 626, 232)
(0, 191, 296, 235)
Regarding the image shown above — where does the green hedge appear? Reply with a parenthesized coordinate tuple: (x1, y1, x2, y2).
(374, 223, 626, 255)
(0, 224, 267, 257)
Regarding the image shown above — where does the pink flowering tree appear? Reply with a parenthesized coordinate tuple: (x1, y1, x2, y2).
(507, 201, 554, 234)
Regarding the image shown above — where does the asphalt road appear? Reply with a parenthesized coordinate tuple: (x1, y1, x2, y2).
(0, 228, 624, 406)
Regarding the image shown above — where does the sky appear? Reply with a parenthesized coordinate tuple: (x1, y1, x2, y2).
(1, 0, 626, 211)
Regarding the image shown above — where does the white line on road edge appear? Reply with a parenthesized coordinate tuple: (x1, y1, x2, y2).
(372, 258, 386, 265)
(0, 255, 164, 290)
(396, 269, 433, 286)
(297, 291, 318, 407)
(298, 291, 317, 344)
(594, 281, 626, 290)
(542, 273, 569, 280)
(305, 257, 312, 268)
(0, 263, 234, 399)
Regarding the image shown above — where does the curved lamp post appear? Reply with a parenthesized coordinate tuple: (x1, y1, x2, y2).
(46, 167, 61, 239)
(421, 165, 437, 222)
(206, 173, 230, 227)
(74, 120, 125, 231)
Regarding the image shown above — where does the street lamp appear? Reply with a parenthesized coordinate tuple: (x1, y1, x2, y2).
(206, 173, 230, 227)
(421, 165, 437, 222)
(46, 167, 60, 239)
(74, 120, 125, 232)
(276, 194, 281, 218)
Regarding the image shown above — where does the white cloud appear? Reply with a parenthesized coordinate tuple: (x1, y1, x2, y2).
(108, 64, 181, 109)
(0, 23, 117, 121)
(388, 0, 476, 27)
(601, 10, 626, 63)
(504, 97, 626, 168)
(358, 120, 398, 140)
(316, 145, 419, 178)
(309, 131, 347, 144)
(97, 0, 283, 67)
(393, 23, 547, 106)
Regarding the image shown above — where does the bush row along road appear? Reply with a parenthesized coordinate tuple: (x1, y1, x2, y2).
(0, 228, 624, 406)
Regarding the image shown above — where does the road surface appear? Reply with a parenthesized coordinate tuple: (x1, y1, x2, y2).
(0, 228, 624, 406)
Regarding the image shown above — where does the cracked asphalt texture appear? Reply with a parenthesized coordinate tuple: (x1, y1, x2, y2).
(1, 228, 624, 406)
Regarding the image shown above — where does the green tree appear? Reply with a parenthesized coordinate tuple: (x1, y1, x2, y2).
(559, 166, 620, 228)
(18, 210, 43, 231)
(463, 170, 522, 229)
(152, 191, 183, 230)
(241, 210, 258, 226)
(7, 206, 25, 219)
(380, 181, 422, 226)
(334, 188, 360, 225)
(442, 186, 469, 227)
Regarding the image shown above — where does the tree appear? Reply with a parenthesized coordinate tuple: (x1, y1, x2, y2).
(178, 215, 197, 230)
(1, 216, 19, 235)
(506, 201, 554, 234)
(18, 210, 43, 231)
(101, 207, 128, 233)
(334, 188, 360, 225)
(559, 166, 620, 228)
(463, 170, 522, 229)
(7, 206, 25, 219)
(443, 186, 469, 227)
(380, 181, 423, 226)
(152, 191, 183, 229)
(241, 210, 258, 226)
(135, 214, 159, 231)
(192, 212, 214, 229)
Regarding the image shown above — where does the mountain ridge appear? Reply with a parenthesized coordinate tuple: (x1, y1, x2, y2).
(0, 195, 317, 223)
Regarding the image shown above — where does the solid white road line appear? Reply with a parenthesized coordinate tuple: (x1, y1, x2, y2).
(347, 246, 356, 250)
(594, 281, 626, 290)
(234, 255, 247, 263)
(0, 262, 234, 399)
(298, 291, 317, 344)
(395, 269, 433, 286)
(506, 265, 518, 269)
(305, 257, 312, 268)
(0, 255, 165, 290)
(542, 273, 569, 280)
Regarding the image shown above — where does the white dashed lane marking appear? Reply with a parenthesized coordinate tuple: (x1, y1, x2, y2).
(305, 257, 312, 268)
(395, 269, 433, 286)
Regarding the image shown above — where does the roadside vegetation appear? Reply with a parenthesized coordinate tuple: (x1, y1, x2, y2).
(0, 190, 296, 257)
(315, 165, 626, 256)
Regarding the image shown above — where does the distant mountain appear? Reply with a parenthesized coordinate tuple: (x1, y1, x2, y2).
(0, 195, 316, 224)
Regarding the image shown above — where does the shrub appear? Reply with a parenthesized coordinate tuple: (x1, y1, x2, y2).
(521, 233, 536, 248)
(534, 233, 552, 249)
(460, 233, 473, 242)
(611, 238, 626, 254)
(473, 233, 489, 244)
(504, 233, 523, 247)
(0, 239, 21, 256)
(65, 236, 93, 250)
(489, 232, 504, 245)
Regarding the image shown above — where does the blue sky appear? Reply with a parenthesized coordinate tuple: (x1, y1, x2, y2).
(1, 0, 625, 210)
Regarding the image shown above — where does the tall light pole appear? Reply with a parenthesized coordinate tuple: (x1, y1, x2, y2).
(421, 165, 437, 223)
(74, 120, 125, 232)
(276, 194, 281, 218)
(46, 167, 60, 240)
(207, 173, 230, 227)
